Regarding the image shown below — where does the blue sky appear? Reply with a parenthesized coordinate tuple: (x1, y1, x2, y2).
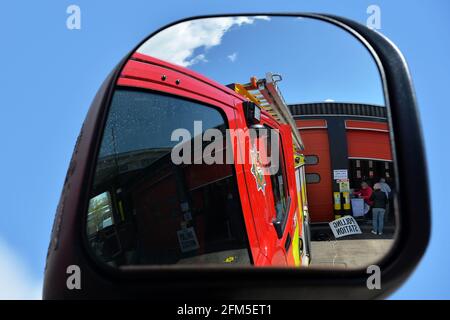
(0, 0, 449, 299)
(139, 16, 384, 105)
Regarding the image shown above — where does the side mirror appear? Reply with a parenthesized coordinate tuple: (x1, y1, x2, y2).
(43, 13, 430, 300)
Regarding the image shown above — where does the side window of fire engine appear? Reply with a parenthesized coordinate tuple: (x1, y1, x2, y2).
(86, 89, 251, 267)
(266, 126, 290, 230)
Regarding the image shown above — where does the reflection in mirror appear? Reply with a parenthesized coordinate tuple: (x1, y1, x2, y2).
(87, 16, 395, 270)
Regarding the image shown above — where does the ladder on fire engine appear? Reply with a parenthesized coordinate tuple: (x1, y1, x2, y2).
(232, 72, 304, 155)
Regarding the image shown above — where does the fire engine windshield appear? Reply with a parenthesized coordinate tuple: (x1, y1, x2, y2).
(86, 89, 251, 267)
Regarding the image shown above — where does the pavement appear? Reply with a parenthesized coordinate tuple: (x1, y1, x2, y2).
(309, 218, 396, 269)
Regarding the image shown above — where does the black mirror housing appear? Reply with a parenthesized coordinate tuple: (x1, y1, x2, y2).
(43, 13, 430, 300)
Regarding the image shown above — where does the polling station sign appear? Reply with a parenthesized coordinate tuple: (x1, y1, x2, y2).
(329, 216, 362, 238)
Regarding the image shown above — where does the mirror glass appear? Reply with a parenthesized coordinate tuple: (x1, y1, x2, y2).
(87, 16, 396, 270)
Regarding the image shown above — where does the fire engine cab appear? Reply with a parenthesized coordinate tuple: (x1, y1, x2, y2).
(44, 52, 312, 295)
(108, 53, 312, 267)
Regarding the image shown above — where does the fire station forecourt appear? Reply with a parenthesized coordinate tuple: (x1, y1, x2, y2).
(140, 16, 395, 270)
(168, 120, 394, 270)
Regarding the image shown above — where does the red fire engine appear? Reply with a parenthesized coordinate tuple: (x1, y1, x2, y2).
(107, 53, 312, 266)
(44, 52, 313, 293)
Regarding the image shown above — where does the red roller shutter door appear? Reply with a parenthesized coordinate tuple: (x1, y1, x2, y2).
(297, 120, 334, 223)
(346, 121, 393, 161)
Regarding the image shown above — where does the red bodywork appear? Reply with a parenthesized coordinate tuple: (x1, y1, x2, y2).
(117, 53, 300, 266)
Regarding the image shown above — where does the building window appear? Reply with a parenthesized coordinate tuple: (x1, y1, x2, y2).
(304, 155, 319, 165)
(305, 173, 321, 184)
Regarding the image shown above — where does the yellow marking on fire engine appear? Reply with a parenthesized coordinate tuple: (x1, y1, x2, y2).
(224, 256, 235, 263)
(234, 84, 261, 105)
(292, 212, 301, 267)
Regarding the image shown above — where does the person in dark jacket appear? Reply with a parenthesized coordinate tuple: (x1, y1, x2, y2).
(370, 183, 388, 235)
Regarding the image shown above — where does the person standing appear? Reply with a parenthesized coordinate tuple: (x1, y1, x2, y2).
(370, 183, 388, 235)
(379, 178, 391, 199)
(354, 181, 373, 216)
(379, 178, 392, 223)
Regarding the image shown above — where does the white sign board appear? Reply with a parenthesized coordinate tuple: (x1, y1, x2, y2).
(329, 216, 362, 238)
(337, 179, 350, 192)
(177, 227, 200, 252)
(351, 198, 365, 217)
(333, 169, 348, 180)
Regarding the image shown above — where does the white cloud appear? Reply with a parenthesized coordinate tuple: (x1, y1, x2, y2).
(0, 238, 42, 300)
(254, 15, 271, 21)
(325, 99, 335, 102)
(187, 53, 208, 65)
(138, 16, 270, 67)
(227, 52, 238, 62)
